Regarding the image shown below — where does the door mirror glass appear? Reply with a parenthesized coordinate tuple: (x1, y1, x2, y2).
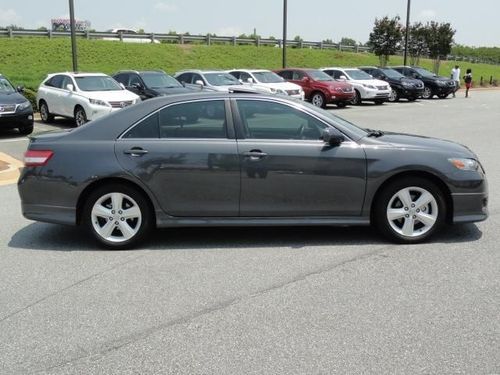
(66, 84, 74, 92)
(321, 128, 345, 146)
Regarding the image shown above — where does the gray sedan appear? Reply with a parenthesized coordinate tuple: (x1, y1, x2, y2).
(18, 93, 488, 249)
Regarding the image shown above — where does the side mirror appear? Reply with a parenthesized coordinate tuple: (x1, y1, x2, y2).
(16, 86, 24, 93)
(339, 75, 348, 81)
(195, 80, 204, 86)
(66, 84, 74, 92)
(132, 82, 144, 91)
(301, 76, 310, 82)
(321, 128, 345, 146)
(247, 77, 254, 84)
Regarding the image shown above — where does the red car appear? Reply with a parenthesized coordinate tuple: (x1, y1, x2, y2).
(274, 68, 355, 108)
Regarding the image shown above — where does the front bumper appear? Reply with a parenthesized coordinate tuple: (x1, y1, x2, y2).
(361, 88, 391, 101)
(0, 111, 34, 129)
(450, 171, 488, 224)
(396, 86, 424, 98)
(329, 91, 355, 103)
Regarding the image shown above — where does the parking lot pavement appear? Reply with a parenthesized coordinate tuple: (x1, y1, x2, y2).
(0, 92, 499, 374)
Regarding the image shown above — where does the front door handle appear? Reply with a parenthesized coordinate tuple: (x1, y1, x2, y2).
(243, 150, 268, 160)
(124, 147, 148, 157)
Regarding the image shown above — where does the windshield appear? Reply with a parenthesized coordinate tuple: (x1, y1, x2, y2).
(141, 72, 182, 88)
(252, 71, 284, 83)
(300, 100, 368, 140)
(204, 73, 241, 86)
(0, 77, 16, 93)
(306, 70, 333, 81)
(413, 67, 436, 78)
(344, 69, 372, 80)
(75, 76, 122, 91)
(381, 68, 405, 79)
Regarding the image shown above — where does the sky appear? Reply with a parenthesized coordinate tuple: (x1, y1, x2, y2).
(0, 0, 499, 47)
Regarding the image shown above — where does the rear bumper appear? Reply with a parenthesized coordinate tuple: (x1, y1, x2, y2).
(21, 203, 76, 225)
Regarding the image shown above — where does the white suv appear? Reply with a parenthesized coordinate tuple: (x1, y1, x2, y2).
(37, 72, 141, 126)
(321, 67, 391, 105)
(227, 69, 304, 100)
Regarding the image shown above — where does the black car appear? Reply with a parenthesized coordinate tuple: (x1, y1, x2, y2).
(0, 74, 34, 135)
(391, 66, 456, 99)
(18, 92, 488, 249)
(113, 70, 191, 100)
(359, 66, 424, 102)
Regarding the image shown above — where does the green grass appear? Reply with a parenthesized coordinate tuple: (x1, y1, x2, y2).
(1, 37, 499, 90)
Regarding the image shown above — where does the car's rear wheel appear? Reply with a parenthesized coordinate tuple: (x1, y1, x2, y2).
(39, 101, 54, 123)
(388, 89, 399, 102)
(311, 92, 326, 108)
(374, 99, 385, 105)
(83, 184, 152, 249)
(336, 101, 347, 108)
(351, 90, 362, 105)
(18, 125, 33, 135)
(74, 106, 87, 127)
(374, 177, 446, 243)
(422, 86, 433, 99)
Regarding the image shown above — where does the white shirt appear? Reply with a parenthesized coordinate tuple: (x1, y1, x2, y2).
(451, 68, 461, 81)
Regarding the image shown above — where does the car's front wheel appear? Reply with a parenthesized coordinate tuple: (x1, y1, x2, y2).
(83, 184, 152, 249)
(374, 177, 446, 243)
(39, 101, 54, 123)
(422, 86, 433, 99)
(311, 92, 326, 108)
(351, 90, 362, 105)
(74, 106, 87, 127)
(388, 89, 399, 102)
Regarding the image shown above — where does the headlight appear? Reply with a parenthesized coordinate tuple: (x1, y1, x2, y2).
(17, 101, 31, 111)
(363, 84, 376, 89)
(89, 99, 110, 107)
(437, 81, 447, 86)
(448, 158, 479, 171)
(402, 82, 413, 88)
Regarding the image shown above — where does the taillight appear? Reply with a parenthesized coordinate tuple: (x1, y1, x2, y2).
(24, 150, 54, 167)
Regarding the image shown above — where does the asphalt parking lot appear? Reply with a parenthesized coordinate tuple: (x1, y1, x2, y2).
(0, 91, 499, 374)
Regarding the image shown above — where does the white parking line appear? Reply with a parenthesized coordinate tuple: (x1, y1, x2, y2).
(0, 137, 28, 143)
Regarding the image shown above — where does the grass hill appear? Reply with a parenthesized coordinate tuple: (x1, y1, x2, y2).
(1, 38, 499, 92)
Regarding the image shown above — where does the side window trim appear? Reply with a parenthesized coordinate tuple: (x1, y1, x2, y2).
(118, 98, 235, 140)
(230, 98, 353, 143)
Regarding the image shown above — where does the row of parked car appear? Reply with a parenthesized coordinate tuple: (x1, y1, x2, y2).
(0, 65, 457, 133)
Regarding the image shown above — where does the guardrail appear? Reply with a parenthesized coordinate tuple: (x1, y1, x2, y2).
(0, 28, 371, 52)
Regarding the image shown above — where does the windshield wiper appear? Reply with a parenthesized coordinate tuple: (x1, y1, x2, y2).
(365, 128, 384, 137)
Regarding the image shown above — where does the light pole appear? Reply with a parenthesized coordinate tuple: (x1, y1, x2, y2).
(282, 0, 287, 68)
(403, 0, 411, 66)
(69, 0, 78, 72)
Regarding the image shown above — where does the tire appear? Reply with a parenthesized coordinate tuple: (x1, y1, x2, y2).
(422, 86, 433, 99)
(39, 101, 54, 123)
(74, 106, 87, 127)
(374, 99, 385, 105)
(83, 184, 153, 249)
(336, 101, 347, 108)
(437, 93, 448, 99)
(389, 89, 399, 102)
(407, 96, 417, 102)
(373, 177, 446, 244)
(18, 125, 33, 135)
(351, 90, 362, 105)
(311, 92, 326, 108)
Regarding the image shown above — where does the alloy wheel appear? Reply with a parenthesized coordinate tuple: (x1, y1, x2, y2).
(75, 108, 86, 127)
(386, 186, 438, 238)
(311, 93, 324, 107)
(422, 87, 432, 99)
(91, 192, 142, 243)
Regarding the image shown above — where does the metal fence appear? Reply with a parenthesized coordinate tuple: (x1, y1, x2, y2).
(0, 28, 371, 52)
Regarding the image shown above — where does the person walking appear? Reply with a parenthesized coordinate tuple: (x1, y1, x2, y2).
(451, 65, 460, 97)
(463, 69, 472, 98)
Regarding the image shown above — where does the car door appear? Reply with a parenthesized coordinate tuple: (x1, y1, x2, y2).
(43, 75, 64, 115)
(115, 99, 240, 217)
(59, 75, 79, 117)
(232, 98, 366, 217)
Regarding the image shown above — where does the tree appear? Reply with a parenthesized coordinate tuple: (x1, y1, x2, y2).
(368, 16, 403, 66)
(406, 22, 428, 65)
(340, 37, 357, 46)
(322, 38, 334, 44)
(425, 21, 455, 74)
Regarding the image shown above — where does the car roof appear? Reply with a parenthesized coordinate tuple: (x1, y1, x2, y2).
(46, 72, 109, 78)
(176, 70, 231, 75)
(229, 69, 272, 73)
(320, 67, 360, 71)
(114, 70, 167, 75)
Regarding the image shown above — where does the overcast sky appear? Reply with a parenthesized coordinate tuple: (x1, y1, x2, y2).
(1, 0, 498, 47)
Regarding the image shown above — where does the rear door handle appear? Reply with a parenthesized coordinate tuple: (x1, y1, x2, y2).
(243, 150, 268, 160)
(124, 147, 148, 157)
